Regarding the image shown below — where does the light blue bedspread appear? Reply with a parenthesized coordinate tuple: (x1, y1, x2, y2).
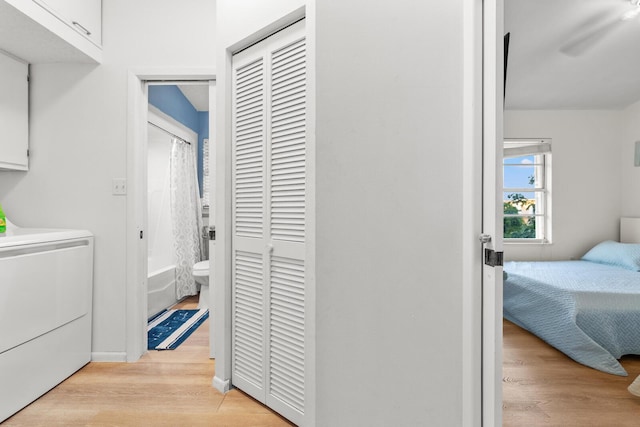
(503, 260, 640, 376)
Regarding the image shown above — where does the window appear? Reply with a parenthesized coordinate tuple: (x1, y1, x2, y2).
(503, 138, 551, 242)
(202, 138, 210, 209)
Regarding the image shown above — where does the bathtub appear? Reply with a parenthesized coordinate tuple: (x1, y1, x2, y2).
(147, 264, 177, 318)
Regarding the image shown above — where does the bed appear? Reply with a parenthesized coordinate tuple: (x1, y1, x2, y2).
(503, 219, 640, 376)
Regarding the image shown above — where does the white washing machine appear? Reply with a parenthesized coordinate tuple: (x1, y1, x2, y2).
(0, 219, 94, 422)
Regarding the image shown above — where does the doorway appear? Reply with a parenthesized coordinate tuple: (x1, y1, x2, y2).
(500, 0, 640, 424)
(125, 70, 216, 363)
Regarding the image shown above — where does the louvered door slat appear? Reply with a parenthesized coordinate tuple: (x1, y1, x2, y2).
(272, 116, 305, 132)
(236, 99, 263, 112)
(273, 80, 305, 98)
(272, 158, 305, 169)
(272, 220, 304, 228)
(272, 41, 305, 61)
(272, 65, 305, 84)
(272, 121, 305, 135)
(272, 112, 305, 125)
(237, 144, 263, 155)
(270, 105, 305, 122)
(236, 127, 262, 139)
(272, 48, 306, 67)
(271, 338, 305, 371)
(236, 106, 262, 120)
(272, 96, 306, 113)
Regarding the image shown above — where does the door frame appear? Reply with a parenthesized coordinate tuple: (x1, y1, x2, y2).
(462, 0, 484, 425)
(480, 0, 505, 425)
(125, 68, 216, 363)
(462, 0, 504, 425)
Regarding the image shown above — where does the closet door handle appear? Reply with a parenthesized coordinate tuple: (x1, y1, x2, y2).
(72, 21, 91, 36)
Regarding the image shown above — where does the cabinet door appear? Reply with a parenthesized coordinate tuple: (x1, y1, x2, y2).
(34, 0, 101, 46)
(0, 51, 28, 171)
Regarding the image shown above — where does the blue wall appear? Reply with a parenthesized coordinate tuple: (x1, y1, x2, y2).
(148, 85, 208, 195)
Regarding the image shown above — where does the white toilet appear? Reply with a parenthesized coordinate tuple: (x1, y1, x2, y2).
(192, 260, 210, 309)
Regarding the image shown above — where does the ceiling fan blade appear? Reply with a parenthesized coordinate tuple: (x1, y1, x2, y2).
(560, 18, 624, 56)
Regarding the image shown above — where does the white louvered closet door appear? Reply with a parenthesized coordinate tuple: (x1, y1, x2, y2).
(231, 19, 307, 425)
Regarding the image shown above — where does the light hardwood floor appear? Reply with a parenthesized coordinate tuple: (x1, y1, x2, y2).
(2, 297, 293, 427)
(6, 302, 640, 426)
(503, 319, 640, 426)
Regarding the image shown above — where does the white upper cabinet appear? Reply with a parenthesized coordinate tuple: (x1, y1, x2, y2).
(0, 51, 29, 171)
(33, 0, 101, 47)
(0, 0, 102, 63)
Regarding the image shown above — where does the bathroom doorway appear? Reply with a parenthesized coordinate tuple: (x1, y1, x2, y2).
(125, 71, 216, 362)
(145, 81, 213, 354)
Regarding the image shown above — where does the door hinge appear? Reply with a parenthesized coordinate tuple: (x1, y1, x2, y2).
(478, 234, 492, 244)
(140, 230, 144, 239)
(484, 248, 504, 267)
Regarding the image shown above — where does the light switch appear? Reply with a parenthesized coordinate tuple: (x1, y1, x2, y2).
(112, 178, 127, 195)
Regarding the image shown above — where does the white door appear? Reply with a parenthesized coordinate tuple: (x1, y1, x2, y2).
(231, 20, 307, 425)
(482, 0, 504, 425)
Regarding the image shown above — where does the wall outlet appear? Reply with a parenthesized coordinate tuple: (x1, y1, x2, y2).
(112, 178, 127, 195)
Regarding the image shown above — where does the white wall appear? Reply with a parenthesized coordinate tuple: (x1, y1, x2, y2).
(0, 0, 215, 357)
(217, 1, 467, 425)
(504, 110, 624, 261)
(621, 100, 640, 217)
(315, 2, 464, 425)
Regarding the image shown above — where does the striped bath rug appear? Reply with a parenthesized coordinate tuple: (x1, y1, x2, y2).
(147, 308, 209, 350)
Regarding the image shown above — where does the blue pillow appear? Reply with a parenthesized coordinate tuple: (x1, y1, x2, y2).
(581, 240, 640, 271)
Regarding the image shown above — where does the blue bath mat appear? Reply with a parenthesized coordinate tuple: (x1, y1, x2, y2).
(147, 308, 208, 350)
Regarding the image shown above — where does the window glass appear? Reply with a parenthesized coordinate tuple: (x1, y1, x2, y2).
(503, 139, 551, 241)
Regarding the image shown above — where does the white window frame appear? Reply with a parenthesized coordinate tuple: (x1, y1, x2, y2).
(503, 138, 552, 243)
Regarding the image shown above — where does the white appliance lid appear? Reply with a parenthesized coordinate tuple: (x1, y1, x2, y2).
(0, 227, 93, 248)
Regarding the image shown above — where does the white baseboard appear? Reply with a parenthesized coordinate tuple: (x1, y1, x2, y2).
(91, 352, 127, 362)
(213, 375, 230, 393)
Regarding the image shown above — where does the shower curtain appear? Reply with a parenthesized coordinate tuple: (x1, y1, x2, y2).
(170, 137, 203, 299)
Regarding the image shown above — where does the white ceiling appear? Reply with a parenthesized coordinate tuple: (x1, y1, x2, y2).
(505, 0, 640, 110)
(178, 1, 640, 112)
(178, 84, 209, 112)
